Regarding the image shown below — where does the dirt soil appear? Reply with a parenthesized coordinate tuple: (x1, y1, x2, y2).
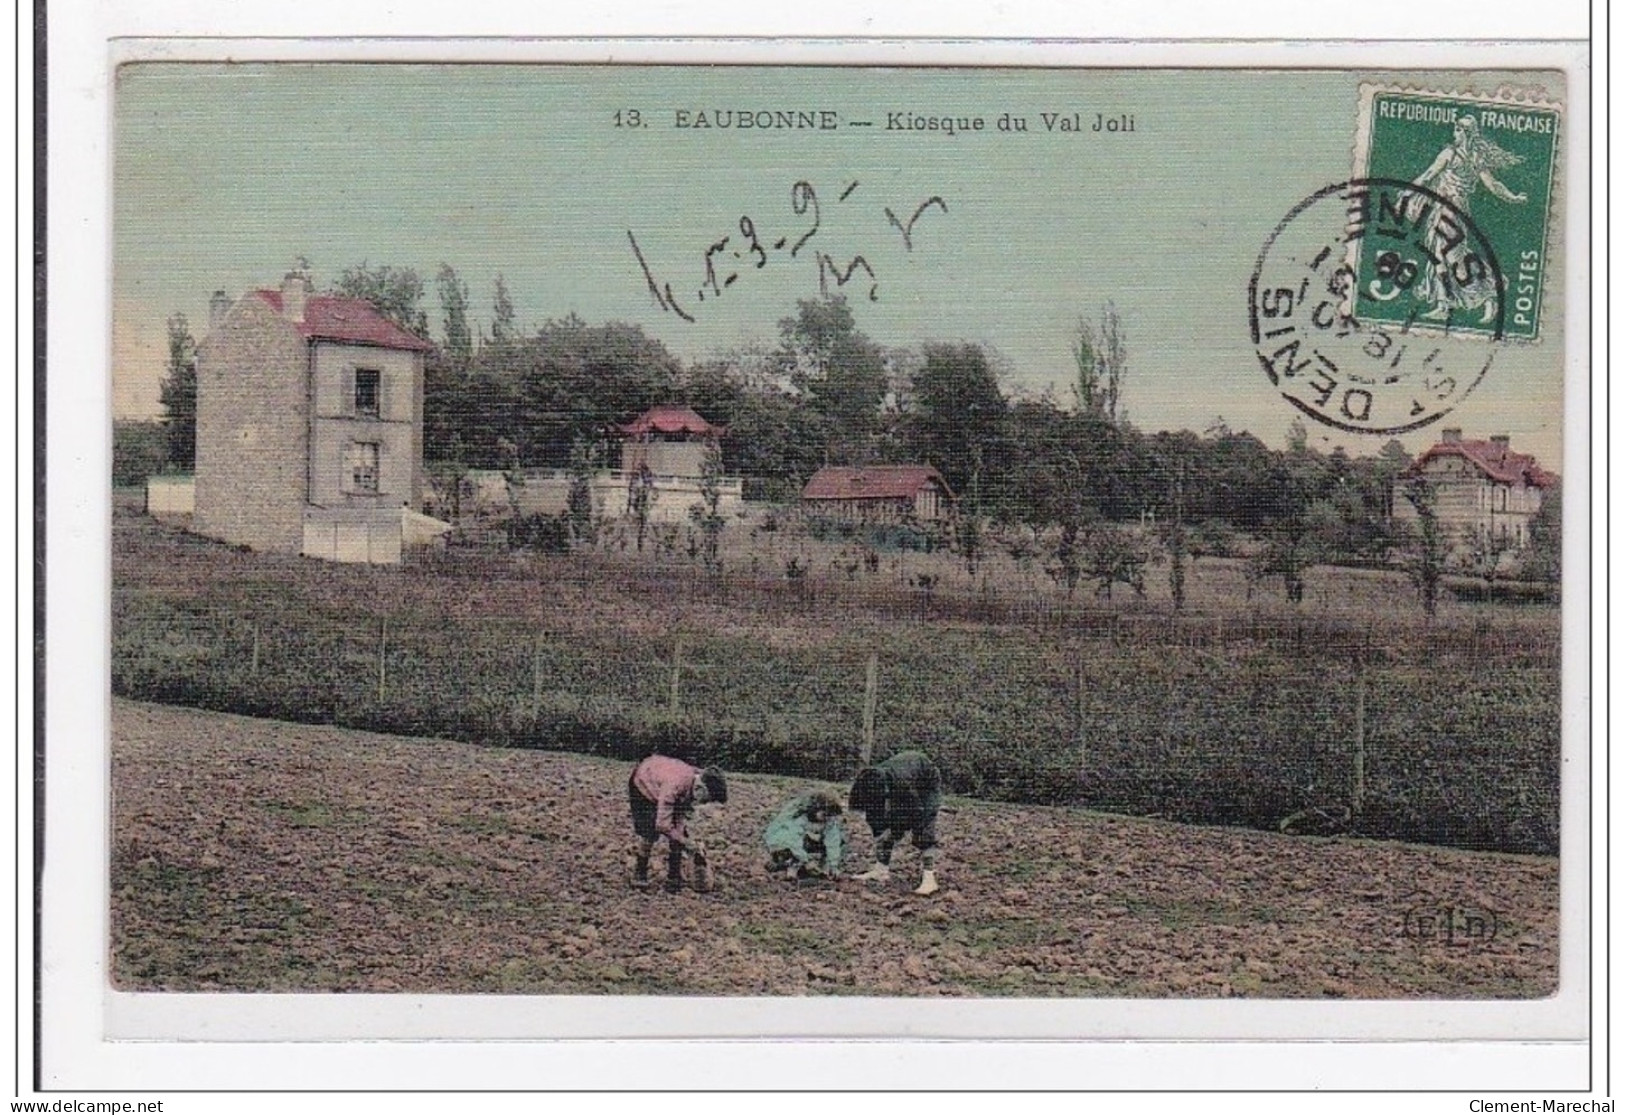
(111, 699, 1558, 998)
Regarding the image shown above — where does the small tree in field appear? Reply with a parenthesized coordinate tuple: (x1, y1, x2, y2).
(1158, 462, 1189, 612)
(1462, 523, 1510, 602)
(428, 453, 472, 522)
(1523, 485, 1562, 585)
(565, 438, 601, 546)
(1080, 522, 1149, 601)
(1043, 522, 1084, 598)
(1248, 530, 1315, 605)
(951, 447, 990, 580)
(687, 444, 727, 573)
(954, 510, 985, 578)
(1402, 478, 1445, 618)
(1164, 520, 1188, 612)
(627, 464, 658, 553)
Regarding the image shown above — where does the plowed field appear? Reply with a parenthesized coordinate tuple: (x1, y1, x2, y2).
(111, 700, 1558, 998)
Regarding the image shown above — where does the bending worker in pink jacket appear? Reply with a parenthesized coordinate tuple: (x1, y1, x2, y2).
(628, 754, 729, 892)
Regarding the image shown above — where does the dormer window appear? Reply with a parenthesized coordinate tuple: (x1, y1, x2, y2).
(354, 368, 381, 418)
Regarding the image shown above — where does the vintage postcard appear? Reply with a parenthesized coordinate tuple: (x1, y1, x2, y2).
(58, 34, 1592, 1089)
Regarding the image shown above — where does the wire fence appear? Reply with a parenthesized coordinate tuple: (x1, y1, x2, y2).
(111, 588, 1562, 856)
(403, 537, 1565, 663)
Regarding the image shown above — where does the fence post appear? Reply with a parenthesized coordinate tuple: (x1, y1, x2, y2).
(1352, 666, 1367, 819)
(533, 632, 544, 704)
(378, 617, 388, 704)
(1075, 653, 1086, 775)
(861, 652, 878, 764)
(250, 623, 260, 678)
(669, 636, 685, 718)
(327, 623, 339, 724)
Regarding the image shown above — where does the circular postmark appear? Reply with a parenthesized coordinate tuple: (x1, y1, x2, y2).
(1248, 177, 1505, 436)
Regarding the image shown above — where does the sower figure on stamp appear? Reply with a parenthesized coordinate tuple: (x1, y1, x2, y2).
(763, 790, 848, 881)
(1411, 115, 1527, 323)
(848, 750, 943, 897)
(628, 755, 727, 892)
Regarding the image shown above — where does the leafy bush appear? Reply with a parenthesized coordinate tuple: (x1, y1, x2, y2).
(113, 421, 169, 489)
(504, 513, 571, 553)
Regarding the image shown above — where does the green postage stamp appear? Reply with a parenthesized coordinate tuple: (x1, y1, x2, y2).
(1351, 85, 1562, 341)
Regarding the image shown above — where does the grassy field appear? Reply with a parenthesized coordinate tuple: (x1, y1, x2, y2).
(111, 499, 1562, 855)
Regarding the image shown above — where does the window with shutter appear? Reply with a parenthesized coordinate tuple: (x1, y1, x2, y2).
(347, 441, 381, 493)
(355, 368, 381, 418)
(342, 366, 357, 417)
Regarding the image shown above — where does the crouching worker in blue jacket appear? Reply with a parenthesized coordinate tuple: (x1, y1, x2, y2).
(764, 790, 848, 880)
(848, 750, 943, 896)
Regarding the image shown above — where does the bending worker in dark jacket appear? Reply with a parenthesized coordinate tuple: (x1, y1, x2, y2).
(848, 750, 943, 896)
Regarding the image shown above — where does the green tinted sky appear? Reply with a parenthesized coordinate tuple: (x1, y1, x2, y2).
(112, 63, 1568, 466)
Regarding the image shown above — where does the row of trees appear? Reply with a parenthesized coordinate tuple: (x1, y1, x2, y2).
(146, 263, 1559, 596)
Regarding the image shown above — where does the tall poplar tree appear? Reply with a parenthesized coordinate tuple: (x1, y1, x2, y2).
(158, 313, 198, 469)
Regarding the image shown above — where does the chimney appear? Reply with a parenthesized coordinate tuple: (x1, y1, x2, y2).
(280, 263, 312, 324)
(1440, 427, 1462, 444)
(1489, 434, 1511, 450)
(208, 290, 232, 333)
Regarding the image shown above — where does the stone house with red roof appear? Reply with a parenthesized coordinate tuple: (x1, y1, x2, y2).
(193, 266, 443, 562)
(801, 464, 955, 524)
(1392, 428, 1556, 551)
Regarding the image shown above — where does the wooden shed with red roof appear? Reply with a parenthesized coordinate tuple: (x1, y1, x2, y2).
(192, 265, 443, 562)
(1394, 428, 1556, 550)
(801, 464, 955, 524)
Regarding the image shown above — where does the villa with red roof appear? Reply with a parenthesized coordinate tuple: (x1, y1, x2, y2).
(1393, 428, 1557, 551)
(801, 464, 955, 524)
(192, 265, 445, 562)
